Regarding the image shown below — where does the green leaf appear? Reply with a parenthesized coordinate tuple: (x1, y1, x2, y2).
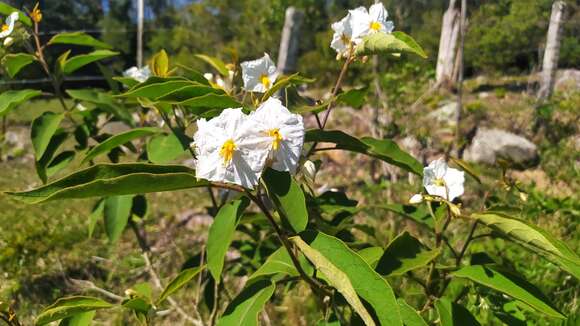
(292, 235, 378, 326)
(120, 79, 195, 99)
(470, 212, 580, 279)
(176, 64, 211, 85)
(357, 247, 384, 268)
(217, 280, 275, 326)
(398, 299, 428, 326)
(35, 130, 68, 183)
(355, 31, 427, 58)
(88, 199, 104, 238)
(31, 112, 64, 159)
(2, 53, 37, 78)
(262, 73, 315, 101)
(58, 311, 95, 326)
(263, 168, 308, 233)
(66, 88, 133, 124)
(292, 231, 402, 326)
(46, 151, 75, 178)
(157, 266, 205, 305)
(195, 54, 229, 76)
(153, 84, 241, 109)
(35, 296, 113, 325)
(435, 298, 481, 326)
(62, 50, 119, 74)
(104, 195, 133, 243)
(207, 198, 250, 281)
(453, 265, 565, 319)
(371, 204, 433, 229)
(376, 231, 440, 277)
(6, 163, 210, 204)
(336, 87, 368, 109)
(0, 89, 42, 118)
(48, 32, 112, 49)
(0, 4, 31, 26)
(82, 127, 161, 164)
(147, 133, 187, 164)
(249, 246, 313, 280)
(306, 130, 423, 176)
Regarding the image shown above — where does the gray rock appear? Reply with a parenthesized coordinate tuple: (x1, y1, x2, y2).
(464, 128, 539, 168)
(428, 102, 457, 125)
(555, 69, 580, 91)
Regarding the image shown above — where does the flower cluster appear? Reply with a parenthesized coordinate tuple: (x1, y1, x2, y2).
(330, 2, 394, 58)
(193, 97, 304, 189)
(0, 12, 19, 47)
(410, 158, 465, 204)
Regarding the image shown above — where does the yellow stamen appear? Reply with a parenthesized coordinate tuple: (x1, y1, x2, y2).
(31, 3, 42, 23)
(434, 178, 445, 187)
(219, 139, 236, 164)
(340, 33, 350, 45)
(260, 74, 271, 89)
(268, 128, 283, 151)
(1, 24, 8, 32)
(370, 21, 381, 31)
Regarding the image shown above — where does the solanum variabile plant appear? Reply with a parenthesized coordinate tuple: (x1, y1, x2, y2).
(0, 2, 578, 325)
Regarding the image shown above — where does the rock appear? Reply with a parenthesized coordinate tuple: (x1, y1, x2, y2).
(555, 69, 580, 91)
(428, 102, 457, 125)
(398, 136, 422, 159)
(464, 128, 539, 168)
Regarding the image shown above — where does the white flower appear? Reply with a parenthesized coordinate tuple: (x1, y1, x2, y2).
(330, 13, 355, 58)
(240, 53, 279, 93)
(350, 3, 394, 39)
(250, 97, 304, 174)
(0, 12, 19, 39)
(123, 66, 151, 83)
(423, 158, 465, 201)
(193, 108, 270, 189)
(409, 194, 423, 204)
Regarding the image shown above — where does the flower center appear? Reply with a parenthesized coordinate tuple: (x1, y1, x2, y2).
(340, 33, 350, 45)
(434, 178, 446, 187)
(260, 74, 271, 89)
(370, 21, 381, 31)
(268, 128, 283, 151)
(219, 139, 236, 164)
(1, 24, 8, 32)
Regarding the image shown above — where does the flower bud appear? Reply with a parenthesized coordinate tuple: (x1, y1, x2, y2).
(409, 194, 423, 204)
(3, 37, 14, 47)
(449, 203, 461, 217)
(303, 160, 317, 183)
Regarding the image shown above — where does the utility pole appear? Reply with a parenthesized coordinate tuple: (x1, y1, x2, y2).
(137, 0, 144, 68)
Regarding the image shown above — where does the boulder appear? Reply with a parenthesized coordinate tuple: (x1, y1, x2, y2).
(428, 102, 457, 125)
(464, 128, 539, 168)
(555, 69, 580, 91)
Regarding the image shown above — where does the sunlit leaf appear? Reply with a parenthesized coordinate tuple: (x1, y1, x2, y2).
(216, 280, 275, 326)
(31, 112, 64, 159)
(104, 195, 133, 243)
(355, 31, 427, 58)
(398, 298, 428, 326)
(195, 54, 229, 76)
(157, 266, 205, 305)
(48, 32, 112, 49)
(249, 246, 313, 280)
(82, 127, 161, 163)
(263, 168, 308, 233)
(0, 89, 42, 118)
(435, 298, 481, 326)
(2, 53, 37, 78)
(35, 296, 113, 325)
(147, 133, 187, 164)
(376, 231, 440, 276)
(62, 50, 119, 74)
(58, 310, 96, 326)
(0, 4, 31, 26)
(262, 73, 315, 101)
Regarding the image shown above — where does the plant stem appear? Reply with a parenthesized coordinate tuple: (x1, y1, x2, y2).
(243, 190, 330, 296)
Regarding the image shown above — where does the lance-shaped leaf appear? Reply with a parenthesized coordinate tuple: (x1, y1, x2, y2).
(157, 266, 205, 305)
(82, 127, 161, 163)
(104, 195, 133, 243)
(2, 53, 37, 78)
(376, 231, 440, 277)
(262, 73, 315, 101)
(35, 131, 68, 183)
(216, 280, 275, 326)
(0, 89, 42, 118)
(154, 84, 240, 109)
(147, 133, 187, 164)
(120, 79, 195, 99)
(35, 296, 114, 325)
(435, 298, 481, 326)
(207, 198, 250, 281)
(6, 163, 210, 204)
(58, 310, 96, 326)
(469, 212, 580, 279)
(0, 4, 31, 26)
(195, 54, 229, 76)
(355, 31, 427, 58)
(398, 299, 428, 326)
(306, 130, 423, 176)
(292, 231, 402, 326)
(48, 32, 112, 49)
(31, 112, 64, 159)
(453, 265, 565, 319)
(249, 246, 313, 280)
(371, 204, 433, 229)
(357, 247, 383, 268)
(62, 50, 119, 74)
(263, 168, 308, 233)
(336, 87, 368, 109)
(46, 151, 75, 178)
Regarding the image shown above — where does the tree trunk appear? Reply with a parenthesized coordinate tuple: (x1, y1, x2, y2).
(436, 0, 460, 86)
(538, 1, 567, 100)
(277, 7, 304, 74)
(136, 0, 144, 68)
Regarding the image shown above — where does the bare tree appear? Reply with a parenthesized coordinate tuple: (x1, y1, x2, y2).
(538, 1, 567, 100)
(436, 0, 460, 86)
(277, 7, 304, 75)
